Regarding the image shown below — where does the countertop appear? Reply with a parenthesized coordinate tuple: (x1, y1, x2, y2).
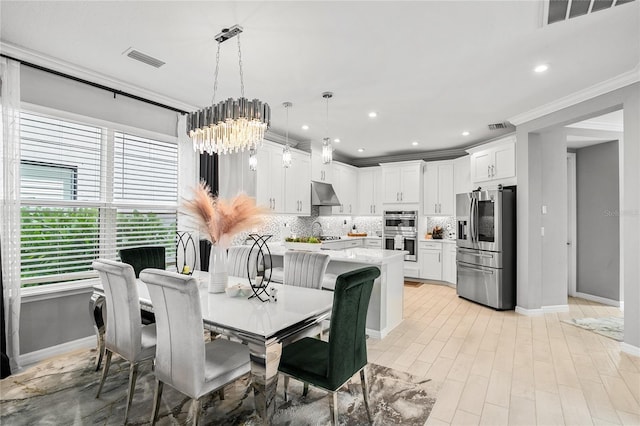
(419, 238, 456, 244)
(268, 243, 406, 265)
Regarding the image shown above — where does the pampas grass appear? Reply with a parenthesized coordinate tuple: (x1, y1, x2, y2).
(183, 182, 268, 247)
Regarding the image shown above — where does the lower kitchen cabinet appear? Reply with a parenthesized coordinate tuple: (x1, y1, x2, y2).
(442, 243, 457, 284)
(419, 241, 442, 280)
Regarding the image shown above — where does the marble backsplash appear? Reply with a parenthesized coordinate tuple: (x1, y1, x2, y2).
(230, 206, 384, 245)
(424, 216, 457, 239)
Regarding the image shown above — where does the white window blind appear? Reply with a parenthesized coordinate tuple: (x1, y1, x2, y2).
(19, 111, 179, 287)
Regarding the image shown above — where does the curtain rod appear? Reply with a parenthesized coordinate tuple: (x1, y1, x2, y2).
(0, 53, 189, 115)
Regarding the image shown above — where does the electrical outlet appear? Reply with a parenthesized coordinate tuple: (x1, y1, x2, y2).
(542, 205, 547, 214)
(541, 227, 545, 237)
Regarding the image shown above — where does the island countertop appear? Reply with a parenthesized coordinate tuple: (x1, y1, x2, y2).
(267, 243, 407, 265)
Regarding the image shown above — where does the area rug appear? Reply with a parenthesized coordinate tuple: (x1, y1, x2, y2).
(563, 317, 624, 342)
(0, 347, 437, 425)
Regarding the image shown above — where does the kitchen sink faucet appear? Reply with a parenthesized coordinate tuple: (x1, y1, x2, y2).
(311, 221, 323, 238)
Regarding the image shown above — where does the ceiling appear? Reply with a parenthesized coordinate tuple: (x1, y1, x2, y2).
(566, 110, 623, 149)
(1, 1, 638, 163)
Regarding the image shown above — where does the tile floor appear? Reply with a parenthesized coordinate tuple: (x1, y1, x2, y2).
(366, 282, 640, 426)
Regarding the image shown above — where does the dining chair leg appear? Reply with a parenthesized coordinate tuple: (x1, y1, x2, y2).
(150, 380, 164, 425)
(95, 350, 113, 398)
(191, 398, 203, 426)
(329, 391, 339, 425)
(302, 382, 309, 397)
(124, 362, 139, 423)
(360, 368, 373, 423)
(283, 375, 290, 402)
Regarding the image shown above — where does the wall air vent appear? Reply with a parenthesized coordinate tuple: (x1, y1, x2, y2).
(123, 48, 165, 68)
(488, 122, 510, 130)
(545, 0, 635, 25)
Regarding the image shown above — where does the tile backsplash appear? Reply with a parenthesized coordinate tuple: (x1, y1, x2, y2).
(424, 216, 456, 239)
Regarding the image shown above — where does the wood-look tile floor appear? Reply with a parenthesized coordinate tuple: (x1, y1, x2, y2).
(366, 282, 640, 426)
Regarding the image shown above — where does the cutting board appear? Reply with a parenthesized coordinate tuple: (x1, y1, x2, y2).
(347, 232, 368, 237)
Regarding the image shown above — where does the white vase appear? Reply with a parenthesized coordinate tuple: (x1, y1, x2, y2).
(208, 244, 228, 293)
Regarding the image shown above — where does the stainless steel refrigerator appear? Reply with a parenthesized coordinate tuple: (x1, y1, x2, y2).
(455, 187, 516, 310)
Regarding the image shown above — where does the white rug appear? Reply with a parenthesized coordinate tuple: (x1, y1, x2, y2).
(0, 347, 438, 425)
(563, 317, 624, 342)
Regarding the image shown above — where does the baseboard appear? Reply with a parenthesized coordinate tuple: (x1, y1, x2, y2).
(19, 336, 95, 369)
(542, 304, 569, 313)
(515, 306, 544, 316)
(621, 342, 640, 357)
(575, 292, 622, 307)
(366, 328, 383, 340)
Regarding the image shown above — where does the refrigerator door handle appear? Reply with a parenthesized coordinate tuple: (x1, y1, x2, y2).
(458, 263, 494, 274)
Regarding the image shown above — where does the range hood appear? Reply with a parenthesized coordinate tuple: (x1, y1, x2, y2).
(311, 181, 341, 206)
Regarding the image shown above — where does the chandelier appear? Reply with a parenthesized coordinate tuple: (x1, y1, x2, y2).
(322, 92, 333, 164)
(187, 25, 271, 155)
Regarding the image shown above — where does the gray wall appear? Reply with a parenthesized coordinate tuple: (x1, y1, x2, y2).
(576, 141, 620, 300)
(516, 82, 639, 349)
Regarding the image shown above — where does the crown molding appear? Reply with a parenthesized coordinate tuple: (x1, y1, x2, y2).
(348, 148, 468, 168)
(1, 41, 199, 113)
(566, 120, 623, 132)
(508, 65, 640, 126)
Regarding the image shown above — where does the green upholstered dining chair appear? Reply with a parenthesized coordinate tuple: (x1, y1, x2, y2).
(277, 266, 381, 425)
(119, 246, 166, 325)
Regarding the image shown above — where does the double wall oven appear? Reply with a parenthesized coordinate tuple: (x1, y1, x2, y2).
(383, 210, 417, 261)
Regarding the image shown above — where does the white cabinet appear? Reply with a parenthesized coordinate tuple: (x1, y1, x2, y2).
(442, 243, 457, 284)
(284, 151, 311, 215)
(468, 135, 516, 186)
(256, 143, 285, 213)
(364, 238, 382, 248)
(454, 155, 472, 195)
(419, 241, 442, 280)
(331, 162, 358, 215)
(311, 149, 333, 183)
(381, 161, 423, 204)
(357, 167, 382, 215)
(423, 161, 454, 215)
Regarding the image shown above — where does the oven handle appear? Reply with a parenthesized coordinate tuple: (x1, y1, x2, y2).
(457, 262, 494, 274)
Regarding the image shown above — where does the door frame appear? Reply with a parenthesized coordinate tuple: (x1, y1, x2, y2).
(567, 152, 577, 297)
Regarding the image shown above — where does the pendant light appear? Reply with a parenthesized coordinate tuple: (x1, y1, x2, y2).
(282, 102, 292, 168)
(322, 92, 333, 164)
(248, 148, 258, 171)
(186, 25, 271, 155)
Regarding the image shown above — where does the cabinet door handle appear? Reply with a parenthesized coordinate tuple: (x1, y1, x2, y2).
(396, 192, 399, 201)
(488, 165, 491, 178)
(438, 252, 441, 263)
(349, 205, 352, 213)
(401, 192, 403, 201)
(491, 164, 495, 177)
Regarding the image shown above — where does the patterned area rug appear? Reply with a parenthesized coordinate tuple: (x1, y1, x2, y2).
(0, 347, 437, 425)
(563, 317, 624, 342)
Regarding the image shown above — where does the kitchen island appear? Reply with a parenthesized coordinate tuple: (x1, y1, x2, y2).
(267, 244, 406, 339)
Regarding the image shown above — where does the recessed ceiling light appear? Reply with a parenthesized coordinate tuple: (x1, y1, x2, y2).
(411, 141, 419, 146)
(357, 148, 365, 153)
(368, 112, 377, 118)
(301, 125, 309, 130)
(534, 64, 549, 73)
(334, 138, 340, 143)
(462, 131, 470, 136)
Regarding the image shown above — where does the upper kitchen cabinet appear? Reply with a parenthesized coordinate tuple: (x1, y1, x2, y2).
(311, 149, 333, 183)
(284, 150, 311, 215)
(468, 135, 516, 187)
(357, 166, 382, 215)
(332, 161, 358, 215)
(381, 161, 424, 204)
(454, 155, 472, 195)
(256, 142, 285, 213)
(423, 161, 454, 216)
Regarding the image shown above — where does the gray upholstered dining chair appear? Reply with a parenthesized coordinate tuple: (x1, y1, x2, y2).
(92, 259, 157, 424)
(283, 250, 330, 289)
(227, 245, 257, 279)
(139, 269, 251, 426)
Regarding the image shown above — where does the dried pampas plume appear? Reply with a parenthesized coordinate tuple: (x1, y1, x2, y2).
(183, 181, 268, 247)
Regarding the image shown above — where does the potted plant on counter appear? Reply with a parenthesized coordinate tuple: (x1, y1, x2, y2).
(283, 236, 322, 251)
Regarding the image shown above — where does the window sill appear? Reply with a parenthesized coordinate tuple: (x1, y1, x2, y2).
(21, 279, 101, 303)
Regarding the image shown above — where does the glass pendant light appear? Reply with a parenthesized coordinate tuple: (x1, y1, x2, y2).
(322, 92, 333, 164)
(248, 148, 258, 171)
(282, 102, 292, 168)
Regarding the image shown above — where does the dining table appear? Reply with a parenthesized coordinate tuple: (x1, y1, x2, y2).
(89, 270, 334, 424)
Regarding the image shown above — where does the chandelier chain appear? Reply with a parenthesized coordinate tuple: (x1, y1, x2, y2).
(211, 41, 221, 105)
(237, 35, 245, 98)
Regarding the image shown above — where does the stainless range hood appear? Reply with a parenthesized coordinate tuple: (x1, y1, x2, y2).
(311, 181, 341, 206)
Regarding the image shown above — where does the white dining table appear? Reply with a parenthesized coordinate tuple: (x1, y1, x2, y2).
(90, 271, 334, 424)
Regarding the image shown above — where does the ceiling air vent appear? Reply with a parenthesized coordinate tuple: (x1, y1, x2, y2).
(545, 0, 635, 25)
(123, 48, 165, 68)
(488, 122, 510, 130)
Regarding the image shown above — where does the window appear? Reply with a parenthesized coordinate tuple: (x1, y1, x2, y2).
(19, 111, 178, 287)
